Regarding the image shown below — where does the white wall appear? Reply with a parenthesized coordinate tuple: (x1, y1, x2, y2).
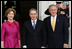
(69, 1, 71, 48)
(69, 1, 71, 17)
(39, 1, 56, 20)
(69, 1, 71, 24)
(1, 1, 2, 26)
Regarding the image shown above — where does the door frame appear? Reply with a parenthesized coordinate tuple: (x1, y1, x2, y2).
(1, 1, 2, 26)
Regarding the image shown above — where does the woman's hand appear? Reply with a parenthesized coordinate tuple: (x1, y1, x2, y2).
(1, 41, 4, 48)
(19, 40, 21, 48)
(41, 46, 46, 48)
(19, 45, 21, 48)
(1, 46, 4, 48)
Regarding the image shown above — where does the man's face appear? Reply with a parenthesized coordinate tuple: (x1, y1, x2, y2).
(29, 10, 38, 20)
(56, 4, 61, 8)
(49, 6, 57, 16)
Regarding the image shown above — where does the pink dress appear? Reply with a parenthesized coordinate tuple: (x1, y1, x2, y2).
(1, 20, 20, 48)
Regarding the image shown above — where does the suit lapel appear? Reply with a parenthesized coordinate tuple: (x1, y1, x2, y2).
(55, 15, 60, 32)
(35, 19, 39, 31)
(49, 16, 53, 32)
(28, 20, 34, 33)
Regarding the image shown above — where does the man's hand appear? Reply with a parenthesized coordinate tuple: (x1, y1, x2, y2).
(63, 43, 68, 48)
(23, 47, 27, 48)
(23, 45, 27, 48)
(41, 46, 46, 48)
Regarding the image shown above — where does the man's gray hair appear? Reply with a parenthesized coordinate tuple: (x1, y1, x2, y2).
(29, 8, 37, 14)
(49, 4, 58, 10)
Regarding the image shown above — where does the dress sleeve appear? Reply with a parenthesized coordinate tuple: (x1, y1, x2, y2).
(17, 22, 20, 40)
(1, 23, 5, 41)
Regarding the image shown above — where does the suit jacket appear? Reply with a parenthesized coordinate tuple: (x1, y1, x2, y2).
(44, 15, 69, 48)
(23, 19, 46, 48)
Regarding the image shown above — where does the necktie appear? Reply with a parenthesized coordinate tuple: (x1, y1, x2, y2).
(52, 17, 55, 32)
(33, 21, 35, 30)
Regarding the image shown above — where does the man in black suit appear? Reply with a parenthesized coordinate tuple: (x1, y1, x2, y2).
(23, 8, 46, 48)
(45, 1, 70, 28)
(44, 4, 69, 48)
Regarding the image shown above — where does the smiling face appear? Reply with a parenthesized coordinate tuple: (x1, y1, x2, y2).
(29, 10, 38, 21)
(49, 6, 58, 16)
(7, 11, 14, 20)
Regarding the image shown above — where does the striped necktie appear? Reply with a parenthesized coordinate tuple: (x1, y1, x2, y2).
(33, 21, 36, 30)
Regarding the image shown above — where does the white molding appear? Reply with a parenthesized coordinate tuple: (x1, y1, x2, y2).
(69, 1, 71, 30)
(1, 1, 2, 26)
(69, 1, 71, 48)
(69, 1, 71, 17)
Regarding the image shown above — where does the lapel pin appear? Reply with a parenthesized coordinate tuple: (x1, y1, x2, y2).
(57, 20, 59, 21)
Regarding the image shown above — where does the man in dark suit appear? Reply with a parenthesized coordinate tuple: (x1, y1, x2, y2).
(45, 1, 70, 28)
(44, 4, 69, 48)
(23, 8, 46, 48)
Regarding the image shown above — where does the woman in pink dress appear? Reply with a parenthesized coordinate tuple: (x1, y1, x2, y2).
(1, 8, 21, 48)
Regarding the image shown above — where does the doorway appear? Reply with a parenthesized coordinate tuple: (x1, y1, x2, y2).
(2, 1, 38, 47)
(20, 1, 38, 47)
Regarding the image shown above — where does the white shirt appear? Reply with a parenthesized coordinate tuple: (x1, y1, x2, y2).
(51, 14, 57, 25)
(23, 19, 37, 48)
(31, 19, 37, 26)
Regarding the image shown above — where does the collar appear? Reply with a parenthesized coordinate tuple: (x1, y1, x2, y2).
(6, 20, 17, 26)
(31, 19, 37, 23)
(51, 14, 57, 19)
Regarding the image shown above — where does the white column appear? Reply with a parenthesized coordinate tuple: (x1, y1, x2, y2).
(39, 1, 56, 21)
(1, 1, 2, 26)
(39, 1, 49, 21)
(68, 1, 71, 48)
(69, 1, 71, 18)
(69, 1, 71, 25)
